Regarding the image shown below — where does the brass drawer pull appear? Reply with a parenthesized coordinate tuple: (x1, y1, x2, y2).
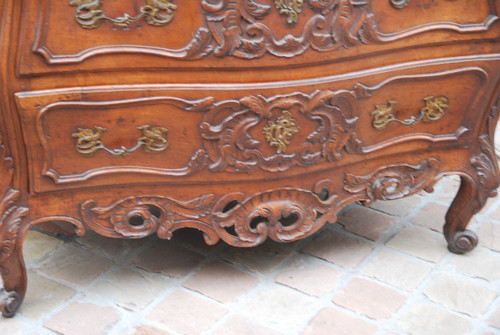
(391, 0, 410, 9)
(69, 0, 177, 29)
(72, 125, 168, 157)
(371, 96, 449, 130)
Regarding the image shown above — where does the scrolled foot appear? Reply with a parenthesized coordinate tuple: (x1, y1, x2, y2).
(447, 229, 478, 254)
(0, 288, 22, 318)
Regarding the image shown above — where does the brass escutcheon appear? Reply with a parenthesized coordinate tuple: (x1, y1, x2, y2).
(263, 110, 299, 154)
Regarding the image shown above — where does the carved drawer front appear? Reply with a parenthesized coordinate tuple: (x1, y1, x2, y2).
(19, 0, 500, 75)
(15, 60, 495, 193)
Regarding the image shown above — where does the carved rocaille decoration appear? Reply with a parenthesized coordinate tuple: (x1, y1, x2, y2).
(69, 0, 177, 29)
(344, 158, 440, 203)
(66, 0, 383, 59)
(262, 110, 299, 154)
(371, 96, 449, 130)
(72, 125, 168, 157)
(200, 90, 361, 172)
(76, 158, 444, 247)
(80, 194, 216, 241)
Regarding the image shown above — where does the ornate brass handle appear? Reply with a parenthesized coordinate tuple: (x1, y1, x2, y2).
(371, 96, 449, 130)
(390, 0, 410, 9)
(72, 125, 168, 157)
(69, 0, 177, 29)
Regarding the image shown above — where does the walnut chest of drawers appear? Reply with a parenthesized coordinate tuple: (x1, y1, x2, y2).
(1, 0, 500, 317)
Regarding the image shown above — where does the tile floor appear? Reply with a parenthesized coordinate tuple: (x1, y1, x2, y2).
(1, 174, 500, 335)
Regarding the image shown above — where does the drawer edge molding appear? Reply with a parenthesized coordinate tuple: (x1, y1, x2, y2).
(32, 0, 500, 64)
(25, 66, 487, 186)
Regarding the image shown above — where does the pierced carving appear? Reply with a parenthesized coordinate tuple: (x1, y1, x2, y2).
(275, 0, 304, 24)
(69, 0, 177, 29)
(79, 187, 339, 247)
(73, 125, 168, 157)
(263, 110, 299, 154)
(201, 90, 360, 172)
(80, 194, 219, 243)
(344, 158, 440, 203)
(212, 188, 338, 247)
(371, 96, 449, 130)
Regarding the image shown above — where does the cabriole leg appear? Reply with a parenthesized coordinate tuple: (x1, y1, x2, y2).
(444, 176, 481, 254)
(444, 134, 500, 254)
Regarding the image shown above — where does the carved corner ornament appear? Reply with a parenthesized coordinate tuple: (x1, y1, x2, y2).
(371, 96, 449, 130)
(69, 0, 177, 29)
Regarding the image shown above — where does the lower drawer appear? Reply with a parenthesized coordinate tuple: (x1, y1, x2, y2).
(15, 58, 496, 193)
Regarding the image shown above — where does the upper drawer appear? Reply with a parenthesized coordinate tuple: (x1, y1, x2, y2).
(18, 0, 500, 75)
(15, 57, 499, 193)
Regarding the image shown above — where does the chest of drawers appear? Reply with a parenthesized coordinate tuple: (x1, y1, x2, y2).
(1, 0, 500, 317)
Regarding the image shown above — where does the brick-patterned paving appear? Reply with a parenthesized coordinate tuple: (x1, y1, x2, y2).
(1, 174, 499, 335)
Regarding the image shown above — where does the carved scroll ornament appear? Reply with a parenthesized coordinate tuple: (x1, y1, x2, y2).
(64, 0, 383, 59)
(77, 158, 444, 247)
(344, 158, 440, 203)
(200, 89, 361, 172)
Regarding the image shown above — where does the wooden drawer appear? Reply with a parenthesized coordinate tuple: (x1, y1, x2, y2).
(15, 59, 496, 193)
(18, 0, 500, 75)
